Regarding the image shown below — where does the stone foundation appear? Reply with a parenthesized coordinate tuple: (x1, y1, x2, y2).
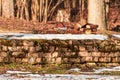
(0, 37, 120, 65)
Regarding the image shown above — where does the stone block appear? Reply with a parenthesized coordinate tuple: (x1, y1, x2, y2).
(0, 52, 8, 57)
(79, 46, 86, 51)
(0, 56, 4, 62)
(29, 47, 36, 52)
(35, 46, 42, 52)
(12, 52, 26, 58)
(28, 57, 36, 64)
(49, 46, 55, 52)
(99, 57, 111, 62)
(62, 58, 69, 63)
(114, 52, 120, 57)
(52, 52, 59, 58)
(22, 46, 29, 51)
(22, 58, 28, 63)
(2, 45, 8, 51)
(9, 57, 15, 62)
(93, 57, 99, 62)
(36, 58, 41, 63)
(81, 57, 93, 62)
(109, 52, 114, 57)
(23, 40, 34, 46)
(78, 52, 91, 57)
(112, 57, 120, 63)
(8, 46, 13, 51)
(91, 52, 101, 57)
(16, 58, 22, 63)
(55, 57, 62, 63)
(69, 58, 80, 63)
(28, 53, 39, 58)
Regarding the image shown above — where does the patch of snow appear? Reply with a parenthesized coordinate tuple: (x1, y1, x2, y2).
(0, 73, 120, 80)
(0, 33, 108, 40)
(6, 71, 31, 74)
(68, 68, 81, 72)
(113, 34, 120, 39)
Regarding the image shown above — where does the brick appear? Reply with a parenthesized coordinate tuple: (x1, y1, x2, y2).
(9, 57, 15, 62)
(36, 58, 41, 63)
(28, 57, 36, 64)
(78, 52, 91, 57)
(28, 53, 39, 58)
(52, 52, 59, 58)
(81, 57, 93, 62)
(0, 52, 8, 57)
(93, 57, 99, 62)
(16, 58, 22, 63)
(79, 46, 86, 51)
(112, 57, 120, 63)
(22, 58, 28, 63)
(2, 45, 8, 51)
(29, 47, 36, 52)
(12, 52, 26, 58)
(55, 57, 62, 63)
(99, 57, 111, 62)
(69, 58, 80, 63)
(91, 52, 101, 57)
(0, 56, 4, 62)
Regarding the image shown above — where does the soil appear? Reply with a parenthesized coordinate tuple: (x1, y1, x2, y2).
(0, 17, 119, 34)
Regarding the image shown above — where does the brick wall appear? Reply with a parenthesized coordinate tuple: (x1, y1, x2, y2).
(0, 38, 120, 65)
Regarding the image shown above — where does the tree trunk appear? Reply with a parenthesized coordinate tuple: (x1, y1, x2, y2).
(43, 0, 48, 23)
(105, 0, 109, 18)
(88, 0, 106, 31)
(0, 0, 2, 16)
(2, 0, 14, 18)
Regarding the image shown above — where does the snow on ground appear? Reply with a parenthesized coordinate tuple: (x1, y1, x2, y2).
(0, 73, 120, 80)
(113, 34, 120, 39)
(1, 66, 120, 80)
(0, 33, 108, 40)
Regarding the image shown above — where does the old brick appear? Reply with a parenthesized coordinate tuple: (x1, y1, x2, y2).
(52, 52, 59, 58)
(62, 58, 69, 63)
(0, 56, 4, 62)
(23, 40, 34, 46)
(2, 45, 8, 51)
(114, 52, 120, 57)
(16, 46, 23, 51)
(22, 46, 29, 51)
(99, 57, 111, 62)
(9, 57, 15, 62)
(22, 58, 28, 63)
(36, 58, 41, 63)
(28, 57, 36, 64)
(42, 53, 52, 58)
(78, 52, 91, 57)
(81, 57, 93, 62)
(35, 46, 42, 52)
(8, 46, 13, 51)
(29, 47, 36, 52)
(0, 52, 8, 57)
(112, 57, 120, 63)
(28, 53, 39, 58)
(79, 46, 86, 51)
(109, 52, 114, 57)
(93, 57, 99, 62)
(12, 52, 26, 58)
(91, 52, 101, 57)
(16, 58, 22, 63)
(55, 57, 62, 63)
(69, 58, 80, 63)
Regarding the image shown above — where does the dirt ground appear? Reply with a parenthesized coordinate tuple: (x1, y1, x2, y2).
(0, 17, 119, 34)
